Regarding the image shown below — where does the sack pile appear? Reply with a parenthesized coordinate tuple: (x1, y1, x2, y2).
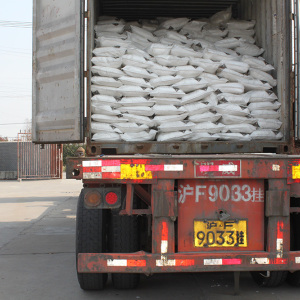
(91, 7, 282, 142)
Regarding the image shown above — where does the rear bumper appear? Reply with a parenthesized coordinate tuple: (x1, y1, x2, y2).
(78, 251, 300, 274)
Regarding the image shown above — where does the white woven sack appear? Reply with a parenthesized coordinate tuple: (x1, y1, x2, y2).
(250, 130, 277, 140)
(189, 112, 222, 123)
(181, 88, 213, 104)
(227, 20, 256, 30)
(149, 63, 177, 76)
(113, 122, 149, 133)
(217, 68, 245, 82)
(150, 86, 185, 98)
(152, 98, 181, 105)
(257, 119, 282, 130)
(246, 91, 278, 103)
(251, 110, 280, 119)
(147, 43, 172, 56)
(91, 57, 122, 68)
(222, 124, 256, 134)
(203, 48, 238, 62)
(221, 60, 249, 74)
(91, 95, 120, 107)
(122, 66, 157, 79)
(158, 121, 195, 132)
(189, 58, 221, 74)
(92, 132, 121, 141)
(215, 38, 241, 49)
(93, 47, 126, 57)
(91, 76, 122, 88)
(127, 47, 151, 59)
(153, 105, 187, 115)
(153, 113, 189, 125)
(130, 25, 158, 42)
(175, 66, 204, 78)
(118, 85, 151, 97)
(235, 43, 264, 57)
(122, 54, 152, 68)
(238, 78, 272, 91)
(188, 133, 220, 141)
(157, 131, 193, 142)
(173, 78, 208, 93)
(121, 130, 157, 142)
(96, 36, 131, 48)
(193, 122, 225, 133)
(94, 24, 125, 33)
(119, 76, 151, 88)
(150, 75, 183, 88)
(91, 105, 120, 115)
(217, 93, 250, 105)
(155, 55, 189, 67)
(122, 114, 156, 127)
(118, 106, 154, 116)
(160, 18, 190, 30)
(242, 55, 274, 72)
(200, 73, 228, 85)
(184, 102, 212, 115)
(91, 86, 122, 98)
(171, 45, 203, 58)
(221, 115, 256, 125)
(91, 66, 125, 78)
(215, 103, 250, 117)
(119, 97, 155, 107)
(218, 133, 251, 141)
(91, 122, 117, 133)
(249, 68, 277, 87)
(211, 83, 244, 94)
(91, 114, 127, 123)
(248, 101, 281, 112)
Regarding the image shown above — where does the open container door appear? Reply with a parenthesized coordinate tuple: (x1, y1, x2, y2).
(294, 0, 300, 142)
(32, 0, 85, 143)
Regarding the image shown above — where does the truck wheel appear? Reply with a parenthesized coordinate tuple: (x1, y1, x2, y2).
(110, 210, 140, 289)
(250, 271, 288, 287)
(76, 190, 108, 290)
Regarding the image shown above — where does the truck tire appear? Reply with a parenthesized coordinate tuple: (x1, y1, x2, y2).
(76, 190, 108, 290)
(110, 210, 140, 289)
(250, 271, 288, 287)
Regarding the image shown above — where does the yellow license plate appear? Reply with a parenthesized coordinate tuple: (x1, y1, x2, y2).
(194, 220, 247, 248)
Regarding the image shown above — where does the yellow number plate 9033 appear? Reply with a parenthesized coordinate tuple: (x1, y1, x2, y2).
(194, 220, 247, 248)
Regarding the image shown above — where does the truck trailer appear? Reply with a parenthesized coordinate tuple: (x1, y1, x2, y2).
(33, 0, 300, 291)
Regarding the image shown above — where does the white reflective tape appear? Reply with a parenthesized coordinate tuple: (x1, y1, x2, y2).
(219, 165, 238, 172)
(272, 164, 280, 171)
(276, 238, 283, 258)
(161, 240, 168, 254)
(102, 166, 121, 173)
(164, 165, 183, 171)
(250, 258, 270, 265)
(156, 259, 176, 266)
(295, 257, 300, 264)
(107, 259, 127, 267)
(82, 161, 102, 167)
(204, 259, 222, 266)
(83, 173, 102, 179)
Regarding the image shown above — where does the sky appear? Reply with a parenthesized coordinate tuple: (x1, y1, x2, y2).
(0, 0, 32, 139)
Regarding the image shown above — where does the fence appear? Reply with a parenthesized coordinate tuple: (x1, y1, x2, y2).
(17, 132, 63, 179)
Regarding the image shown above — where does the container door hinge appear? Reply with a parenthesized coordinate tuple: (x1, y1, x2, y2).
(84, 71, 88, 78)
(84, 11, 90, 19)
(84, 117, 88, 136)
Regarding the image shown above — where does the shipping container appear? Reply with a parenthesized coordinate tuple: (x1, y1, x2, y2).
(33, 0, 300, 292)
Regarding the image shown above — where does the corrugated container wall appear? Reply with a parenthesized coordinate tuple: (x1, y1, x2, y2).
(86, 0, 292, 155)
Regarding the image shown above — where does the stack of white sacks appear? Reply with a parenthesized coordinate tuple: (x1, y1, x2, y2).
(91, 7, 282, 142)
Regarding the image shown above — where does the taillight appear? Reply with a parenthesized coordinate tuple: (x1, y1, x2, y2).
(105, 192, 118, 205)
(84, 190, 101, 207)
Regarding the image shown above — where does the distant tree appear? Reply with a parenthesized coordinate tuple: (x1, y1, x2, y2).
(63, 143, 86, 165)
(0, 136, 8, 142)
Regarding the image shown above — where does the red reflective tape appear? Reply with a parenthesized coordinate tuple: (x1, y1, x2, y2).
(83, 166, 101, 173)
(175, 259, 195, 266)
(198, 165, 220, 172)
(121, 159, 150, 165)
(272, 258, 287, 265)
(145, 165, 164, 171)
(222, 259, 242, 265)
(277, 221, 284, 239)
(102, 172, 121, 179)
(162, 222, 168, 241)
(127, 260, 146, 267)
(102, 160, 121, 166)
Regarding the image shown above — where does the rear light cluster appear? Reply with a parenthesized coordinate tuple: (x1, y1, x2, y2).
(84, 188, 121, 209)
